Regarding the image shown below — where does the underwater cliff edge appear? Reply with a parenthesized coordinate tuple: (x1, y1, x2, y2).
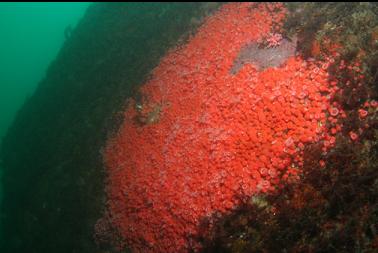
(0, 3, 219, 252)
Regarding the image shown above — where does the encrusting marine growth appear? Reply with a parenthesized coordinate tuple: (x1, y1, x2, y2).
(96, 3, 375, 252)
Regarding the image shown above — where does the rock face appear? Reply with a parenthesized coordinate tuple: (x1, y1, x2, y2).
(100, 3, 349, 252)
(0, 3, 219, 253)
(230, 37, 297, 73)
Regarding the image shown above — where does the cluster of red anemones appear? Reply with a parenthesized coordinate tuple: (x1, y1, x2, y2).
(100, 3, 349, 253)
(349, 99, 377, 141)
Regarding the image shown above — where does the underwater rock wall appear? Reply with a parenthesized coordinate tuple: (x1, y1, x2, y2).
(99, 3, 378, 253)
(99, 3, 349, 252)
(0, 3, 219, 253)
(1, 2, 377, 253)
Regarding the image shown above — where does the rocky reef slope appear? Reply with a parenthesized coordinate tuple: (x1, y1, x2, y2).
(0, 3, 218, 252)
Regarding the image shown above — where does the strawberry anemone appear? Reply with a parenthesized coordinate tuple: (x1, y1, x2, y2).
(97, 3, 358, 253)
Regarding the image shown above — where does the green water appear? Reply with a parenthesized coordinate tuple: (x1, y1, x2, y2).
(0, 1, 90, 244)
(0, 2, 90, 142)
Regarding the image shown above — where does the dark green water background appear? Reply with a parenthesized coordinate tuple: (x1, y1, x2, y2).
(0, 1, 89, 244)
(0, 2, 89, 145)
